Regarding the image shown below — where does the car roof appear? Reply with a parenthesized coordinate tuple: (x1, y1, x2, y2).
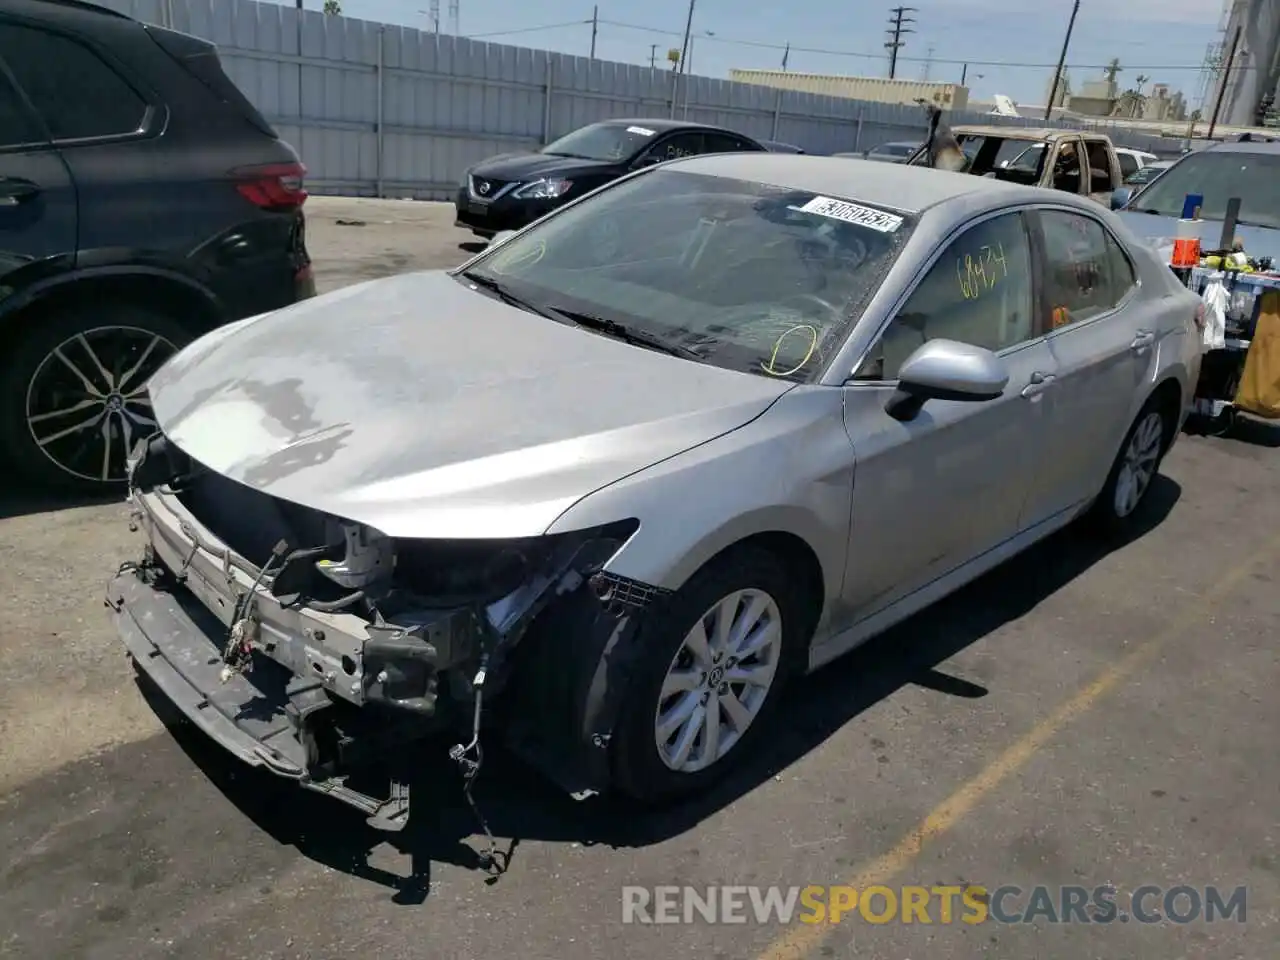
(1203, 138, 1280, 155)
(664, 152, 1054, 216)
(589, 117, 756, 139)
(952, 125, 1106, 142)
(5, 0, 132, 24)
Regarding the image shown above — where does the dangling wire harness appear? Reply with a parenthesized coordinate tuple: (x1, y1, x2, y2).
(448, 653, 508, 877)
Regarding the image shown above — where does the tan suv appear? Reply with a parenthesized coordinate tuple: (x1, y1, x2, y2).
(908, 126, 1123, 206)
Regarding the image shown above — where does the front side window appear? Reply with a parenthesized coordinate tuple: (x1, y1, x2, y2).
(654, 132, 704, 161)
(855, 211, 1035, 380)
(1039, 210, 1134, 327)
(0, 69, 43, 149)
(1126, 150, 1280, 229)
(465, 169, 914, 382)
(541, 122, 658, 163)
(0, 24, 147, 141)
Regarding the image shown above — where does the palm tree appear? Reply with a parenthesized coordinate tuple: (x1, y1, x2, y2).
(323, 0, 341, 13)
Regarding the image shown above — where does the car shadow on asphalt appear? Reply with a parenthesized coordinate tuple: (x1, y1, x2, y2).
(458, 241, 488, 254)
(140, 476, 1180, 904)
(0, 484, 126, 521)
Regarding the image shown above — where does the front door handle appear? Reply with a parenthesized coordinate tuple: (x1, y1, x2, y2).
(0, 178, 39, 206)
(1021, 371, 1056, 398)
(1131, 330, 1156, 352)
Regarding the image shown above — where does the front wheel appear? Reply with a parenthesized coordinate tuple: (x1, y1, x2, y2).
(610, 546, 805, 803)
(0, 303, 191, 493)
(1088, 401, 1170, 533)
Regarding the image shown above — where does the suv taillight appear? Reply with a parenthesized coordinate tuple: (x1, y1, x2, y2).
(232, 162, 307, 210)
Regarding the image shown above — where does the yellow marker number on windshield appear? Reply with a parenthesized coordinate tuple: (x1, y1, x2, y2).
(956, 242, 1009, 300)
(762, 324, 820, 377)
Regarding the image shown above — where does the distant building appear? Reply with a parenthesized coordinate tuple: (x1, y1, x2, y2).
(727, 69, 970, 112)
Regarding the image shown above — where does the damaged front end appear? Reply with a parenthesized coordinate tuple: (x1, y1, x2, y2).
(106, 432, 638, 833)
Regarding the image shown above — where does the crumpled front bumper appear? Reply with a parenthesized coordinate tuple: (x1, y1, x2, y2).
(106, 565, 310, 781)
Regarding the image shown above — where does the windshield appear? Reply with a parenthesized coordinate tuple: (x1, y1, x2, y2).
(463, 169, 913, 382)
(1127, 151, 1280, 227)
(541, 122, 658, 162)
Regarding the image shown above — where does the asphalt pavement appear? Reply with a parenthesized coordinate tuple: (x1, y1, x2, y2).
(1, 198, 1276, 960)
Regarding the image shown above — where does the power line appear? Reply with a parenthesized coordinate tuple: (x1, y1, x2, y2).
(598, 20, 1264, 72)
(465, 20, 591, 39)
(464, 17, 1265, 73)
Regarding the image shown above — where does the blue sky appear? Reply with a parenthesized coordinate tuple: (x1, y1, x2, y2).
(292, 0, 1229, 110)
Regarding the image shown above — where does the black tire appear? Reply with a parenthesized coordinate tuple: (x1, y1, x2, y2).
(610, 545, 808, 804)
(1086, 397, 1172, 535)
(0, 302, 193, 494)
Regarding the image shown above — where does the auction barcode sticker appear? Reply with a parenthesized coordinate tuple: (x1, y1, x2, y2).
(794, 196, 904, 233)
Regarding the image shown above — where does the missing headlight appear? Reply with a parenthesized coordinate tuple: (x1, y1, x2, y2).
(391, 520, 640, 608)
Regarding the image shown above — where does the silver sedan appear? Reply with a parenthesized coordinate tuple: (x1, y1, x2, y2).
(109, 154, 1204, 827)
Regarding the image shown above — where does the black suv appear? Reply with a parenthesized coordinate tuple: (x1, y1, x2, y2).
(0, 0, 313, 491)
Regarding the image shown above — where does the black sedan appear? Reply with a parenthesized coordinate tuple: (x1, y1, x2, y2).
(454, 118, 766, 238)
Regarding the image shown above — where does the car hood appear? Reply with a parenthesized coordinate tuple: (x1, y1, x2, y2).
(1116, 210, 1280, 262)
(470, 151, 619, 182)
(145, 271, 792, 540)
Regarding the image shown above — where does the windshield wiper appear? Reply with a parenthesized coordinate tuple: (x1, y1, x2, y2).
(546, 306, 704, 361)
(459, 271, 558, 319)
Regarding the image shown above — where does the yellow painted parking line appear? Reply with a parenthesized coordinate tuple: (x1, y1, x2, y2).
(756, 532, 1280, 960)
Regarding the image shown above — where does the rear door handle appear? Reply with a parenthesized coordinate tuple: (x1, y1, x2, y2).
(1021, 371, 1055, 398)
(0, 178, 39, 206)
(1131, 330, 1156, 352)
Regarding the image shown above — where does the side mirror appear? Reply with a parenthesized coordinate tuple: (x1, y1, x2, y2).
(1110, 187, 1134, 210)
(884, 339, 1009, 422)
(633, 153, 663, 170)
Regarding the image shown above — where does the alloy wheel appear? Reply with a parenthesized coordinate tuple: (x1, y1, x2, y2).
(1113, 410, 1164, 518)
(24, 325, 177, 484)
(653, 588, 783, 773)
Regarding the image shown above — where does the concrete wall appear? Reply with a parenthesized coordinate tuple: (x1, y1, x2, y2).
(98, 0, 1188, 199)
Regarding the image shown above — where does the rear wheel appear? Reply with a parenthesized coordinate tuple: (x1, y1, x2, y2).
(0, 303, 191, 493)
(1088, 399, 1171, 533)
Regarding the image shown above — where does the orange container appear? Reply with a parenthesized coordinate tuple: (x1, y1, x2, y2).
(1171, 236, 1201, 268)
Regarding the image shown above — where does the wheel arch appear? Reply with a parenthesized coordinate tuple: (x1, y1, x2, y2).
(1145, 374, 1185, 452)
(0, 267, 224, 339)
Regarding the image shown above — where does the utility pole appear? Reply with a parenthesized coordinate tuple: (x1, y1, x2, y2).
(677, 0, 697, 76)
(650, 44, 658, 69)
(1207, 24, 1242, 139)
(960, 62, 967, 86)
(885, 7, 916, 80)
(921, 45, 934, 81)
(1045, 0, 1080, 121)
(781, 42, 790, 70)
(589, 5, 598, 60)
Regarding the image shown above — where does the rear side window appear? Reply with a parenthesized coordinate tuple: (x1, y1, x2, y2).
(1040, 210, 1135, 327)
(705, 133, 760, 153)
(0, 23, 147, 141)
